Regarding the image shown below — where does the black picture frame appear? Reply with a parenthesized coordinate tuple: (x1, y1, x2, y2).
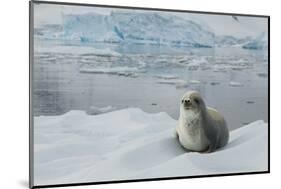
(29, 1, 270, 188)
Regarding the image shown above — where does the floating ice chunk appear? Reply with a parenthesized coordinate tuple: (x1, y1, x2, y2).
(176, 82, 189, 89)
(35, 46, 121, 57)
(200, 65, 213, 71)
(178, 58, 189, 64)
(155, 74, 179, 80)
(189, 80, 201, 84)
(117, 72, 139, 78)
(231, 67, 244, 71)
(210, 81, 220, 86)
(188, 65, 200, 71)
(157, 79, 188, 85)
(80, 66, 139, 74)
(246, 101, 255, 104)
(129, 73, 139, 78)
(137, 61, 147, 69)
(213, 66, 228, 73)
(229, 81, 244, 87)
(257, 73, 268, 78)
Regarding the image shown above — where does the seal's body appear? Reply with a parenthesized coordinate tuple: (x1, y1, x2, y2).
(176, 91, 229, 153)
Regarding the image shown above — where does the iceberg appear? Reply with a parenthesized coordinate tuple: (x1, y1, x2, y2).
(242, 32, 268, 50)
(34, 108, 268, 185)
(215, 35, 252, 47)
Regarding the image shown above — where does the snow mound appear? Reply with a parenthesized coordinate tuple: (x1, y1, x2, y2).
(34, 108, 268, 185)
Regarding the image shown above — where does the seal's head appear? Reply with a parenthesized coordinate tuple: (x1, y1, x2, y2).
(180, 91, 205, 114)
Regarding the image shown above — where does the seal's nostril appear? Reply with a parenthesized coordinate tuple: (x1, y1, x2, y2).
(183, 99, 191, 105)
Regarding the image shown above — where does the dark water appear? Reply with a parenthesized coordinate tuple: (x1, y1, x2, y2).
(33, 40, 268, 130)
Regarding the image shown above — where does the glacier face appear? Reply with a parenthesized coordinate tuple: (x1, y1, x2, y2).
(62, 13, 120, 43)
(107, 12, 215, 47)
(57, 11, 215, 47)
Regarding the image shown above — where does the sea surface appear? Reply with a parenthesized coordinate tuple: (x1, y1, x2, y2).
(33, 39, 268, 130)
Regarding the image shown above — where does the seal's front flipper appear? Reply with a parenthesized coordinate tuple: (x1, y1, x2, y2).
(200, 145, 215, 153)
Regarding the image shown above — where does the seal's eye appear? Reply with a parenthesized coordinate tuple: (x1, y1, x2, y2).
(194, 98, 199, 104)
(181, 99, 184, 104)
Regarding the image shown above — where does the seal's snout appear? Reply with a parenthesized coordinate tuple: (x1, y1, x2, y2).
(182, 98, 192, 109)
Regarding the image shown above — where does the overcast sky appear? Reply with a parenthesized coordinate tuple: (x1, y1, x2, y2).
(34, 3, 268, 38)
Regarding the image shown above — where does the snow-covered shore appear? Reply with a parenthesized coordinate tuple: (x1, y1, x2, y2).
(34, 108, 268, 185)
